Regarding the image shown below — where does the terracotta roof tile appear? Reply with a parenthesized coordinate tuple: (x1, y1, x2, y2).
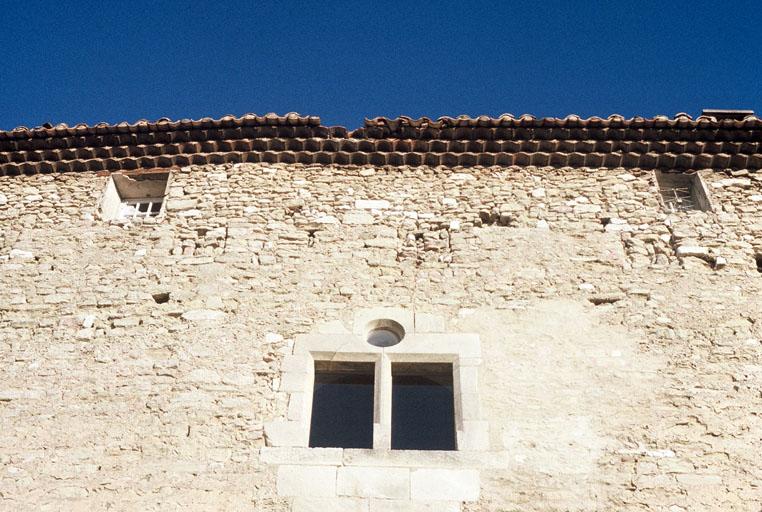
(1, 112, 760, 175)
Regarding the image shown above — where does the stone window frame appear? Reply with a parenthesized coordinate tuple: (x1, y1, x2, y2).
(654, 170, 713, 213)
(265, 307, 487, 452)
(100, 170, 171, 222)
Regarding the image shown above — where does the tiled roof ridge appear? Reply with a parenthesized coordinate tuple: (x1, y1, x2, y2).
(359, 113, 762, 133)
(0, 113, 321, 140)
(2, 112, 761, 174)
(4, 112, 762, 140)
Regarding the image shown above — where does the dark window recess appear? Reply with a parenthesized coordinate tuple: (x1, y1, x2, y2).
(392, 363, 456, 451)
(309, 361, 374, 449)
(655, 171, 709, 213)
(756, 254, 762, 273)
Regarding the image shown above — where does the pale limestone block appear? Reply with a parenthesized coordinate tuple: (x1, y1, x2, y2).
(458, 421, 490, 451)
(279, 371, 311, 393)
(277, 465, 337, 497)
(343, 213, 375, 225)
(187, 368, 221, 384)
(675, 246, 710, 258)
(410, 468, 480, 502)
(294, 333, 374, 356)
(168, 391, 214, 410)
(414, 312, 445, 333)
(458, 392, 481, 420)
(675, 473, 723, 486)
(337, 467, 409, 499)
(369, 499, 460, 512)
(265, 332, 285, 343)
(281, 354, 312, 373)
(260, 447, 343, 466)
(573, 204, 602, 214)
(316, 320, 351, 334)
(287, 392, 307, 421)
(292, 497, 368, 512)
(384, 333, 481, 359)
(181, 309, 225, 321)
(264, 420, 308, 447)
(9, 249, 33, 260)
(165, 198, 198, 211)
(343, 449, 482, 468)
(712, 178, 751, 188)
(355, 199, 390, 210)
(455, 365, 479, 395)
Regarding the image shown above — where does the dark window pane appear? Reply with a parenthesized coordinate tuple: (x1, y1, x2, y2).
(392, 363, 456, 450)
(150, 201, 163, 213)
(309, 361, 374, 449)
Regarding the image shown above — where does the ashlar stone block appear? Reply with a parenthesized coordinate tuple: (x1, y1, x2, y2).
(292, 497, 368, 512)
(410, 468, 480, 502)
(277, 465, 337, 497)
(337, 466, 410, 499)
(369, 499, 460, 512)
(260, 447, 343, 466)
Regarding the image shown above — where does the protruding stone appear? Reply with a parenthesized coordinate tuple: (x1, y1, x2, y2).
(9, 249, 33, 260)
(675, 246, 709, 258)
(165, 198, 199, 210)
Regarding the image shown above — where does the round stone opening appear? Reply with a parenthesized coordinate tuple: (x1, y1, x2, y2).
(365, 319, 405, 347)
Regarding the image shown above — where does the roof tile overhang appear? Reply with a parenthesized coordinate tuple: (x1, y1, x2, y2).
(1, 112, 761, 175)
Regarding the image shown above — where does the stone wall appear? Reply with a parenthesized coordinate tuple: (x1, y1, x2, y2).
(1, 162, 761, 511)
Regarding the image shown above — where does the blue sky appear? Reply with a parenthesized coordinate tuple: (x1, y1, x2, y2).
(1, 1, 760, 130)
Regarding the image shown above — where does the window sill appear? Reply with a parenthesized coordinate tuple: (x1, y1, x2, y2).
(261, 446, 505, 469)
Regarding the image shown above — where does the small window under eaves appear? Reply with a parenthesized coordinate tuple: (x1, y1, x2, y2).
(101, 172, 170, 221)
(655, 171, 711, 213)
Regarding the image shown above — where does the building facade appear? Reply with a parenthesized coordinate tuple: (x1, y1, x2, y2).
(1, 113, 761, 511)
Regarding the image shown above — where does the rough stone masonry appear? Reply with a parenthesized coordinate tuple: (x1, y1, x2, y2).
(0, 113, 761, 511)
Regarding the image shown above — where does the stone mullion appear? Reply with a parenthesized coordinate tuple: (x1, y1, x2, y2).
(373, 353, 392, 449)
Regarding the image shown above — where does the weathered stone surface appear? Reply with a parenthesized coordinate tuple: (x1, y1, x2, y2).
(293, 497, 368, 512)
(410, 468, 480, 502)
(181, 309, 226, 321)
(355, 199, 390, 210)
(9, 249, 33, 260)
(260, 447, 343, 466)
(1, 162, 761, 511)
(277, 465, 337, 497)
(369, 499, 460, 512)
(337, 467, 409, 499)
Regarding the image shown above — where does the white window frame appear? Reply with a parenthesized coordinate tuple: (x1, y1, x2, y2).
(265, 308, 486, 451)
(118, 197, 165, 220)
